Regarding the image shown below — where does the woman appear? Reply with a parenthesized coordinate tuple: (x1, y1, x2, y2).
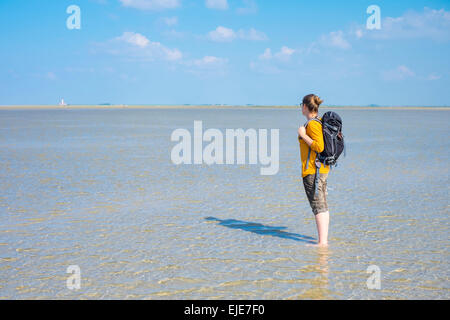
(298, 94, 330, 246)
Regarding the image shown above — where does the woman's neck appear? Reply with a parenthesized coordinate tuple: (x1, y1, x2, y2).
(307, 113, 318, 120)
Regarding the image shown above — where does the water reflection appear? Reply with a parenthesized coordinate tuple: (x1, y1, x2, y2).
(317, 247, 330, 278)
(294, 247, 331, 299)
(311, 247, 331, 299)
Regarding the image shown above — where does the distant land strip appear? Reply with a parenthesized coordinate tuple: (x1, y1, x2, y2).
(0, 105, 449, 110)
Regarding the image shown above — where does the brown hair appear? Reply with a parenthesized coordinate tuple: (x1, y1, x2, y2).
(302, 94, 323, 113)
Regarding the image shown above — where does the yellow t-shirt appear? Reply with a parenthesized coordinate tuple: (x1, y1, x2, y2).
(299, 118, 330, 178)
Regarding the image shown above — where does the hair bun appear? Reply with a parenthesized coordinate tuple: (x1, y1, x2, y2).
(314, 95, 323, 106)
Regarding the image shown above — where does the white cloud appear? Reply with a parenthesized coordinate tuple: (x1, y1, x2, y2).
(162, 16, 178, 26)
(184, 55, 229, 76)
(251, 46, 296, 74)
(316, 7, 450, 52)
(426, 73, 441, 81)
(119, 73, 137, 82)
(162, 29, 186, 39)
(360, 8, 450, 42)
(208, 26, 236, 42)
(237, 28, 268, 41)
(117, 31, 150, 47)
(355, 29, 363, 39)
(108, 32, 182, 61)
(193, 56, 228, 68)
(397, 65, 415, 77)
(381, 66, 444, 82)
(320, 30, 351, 50)
(259, 48, 272, 60)
(119, 0, 180, 11)
(208, 26, 267, 42)
(381, 65, 415, 81)
(205, 0, 228, 10)
(274, 46, 295, 61)
(45, 72, 57, 80)
(257, 46, 295, 62)
(164, 48, 183, 61)
(237, 0, 257, 15)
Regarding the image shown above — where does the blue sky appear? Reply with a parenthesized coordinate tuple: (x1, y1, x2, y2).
(0, 0, 449, 106)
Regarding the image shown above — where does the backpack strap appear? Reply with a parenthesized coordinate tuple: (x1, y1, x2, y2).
(303, 116, 322, 129)
(314, 158, 322, 196)
(305, 148, 311, 170)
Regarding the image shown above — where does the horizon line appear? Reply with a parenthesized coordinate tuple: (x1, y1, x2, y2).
(1, 104, 449, 110)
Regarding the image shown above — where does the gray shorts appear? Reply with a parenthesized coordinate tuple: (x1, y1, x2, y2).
(302, 173, 329, 215)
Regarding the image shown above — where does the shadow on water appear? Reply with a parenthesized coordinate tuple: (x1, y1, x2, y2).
(205, 217, 316, 244)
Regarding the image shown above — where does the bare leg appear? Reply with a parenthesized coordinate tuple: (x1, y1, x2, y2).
(315, 211, 329, 246)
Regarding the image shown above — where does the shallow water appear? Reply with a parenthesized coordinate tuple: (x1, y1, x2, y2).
(0, 107, 448, 299)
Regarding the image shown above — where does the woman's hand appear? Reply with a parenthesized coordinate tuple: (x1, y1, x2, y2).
(298, 126, 314, 147)
(298, 126, 306, 139)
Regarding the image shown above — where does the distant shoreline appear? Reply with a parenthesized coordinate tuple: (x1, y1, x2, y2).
(0, 105, 449, 110)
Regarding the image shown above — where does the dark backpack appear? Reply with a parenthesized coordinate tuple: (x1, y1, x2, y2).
(304, 111, 346, 193)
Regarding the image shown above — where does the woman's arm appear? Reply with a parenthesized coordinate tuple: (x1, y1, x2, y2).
(298, 123, 324, 153)
(298, 126, 314, 146)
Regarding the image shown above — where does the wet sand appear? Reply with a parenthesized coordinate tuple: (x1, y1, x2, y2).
(0, 107, 448, 299)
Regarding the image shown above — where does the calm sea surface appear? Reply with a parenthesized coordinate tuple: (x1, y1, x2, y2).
(0, 108, 448, 299)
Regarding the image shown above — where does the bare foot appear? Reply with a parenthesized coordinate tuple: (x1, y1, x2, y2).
(306, 242, 329, 248)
